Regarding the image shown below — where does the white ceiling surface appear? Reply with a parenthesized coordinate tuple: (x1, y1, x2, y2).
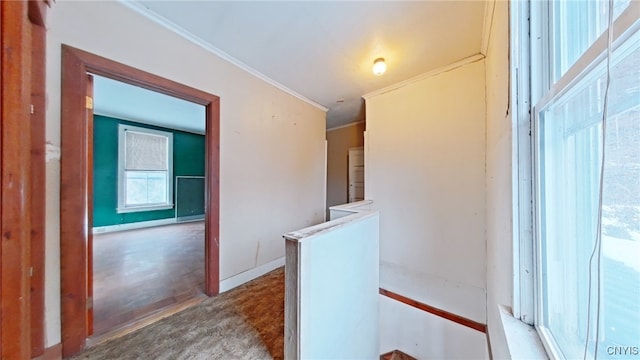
(129, 1, 487, 129)
(93, 75, 206, 134)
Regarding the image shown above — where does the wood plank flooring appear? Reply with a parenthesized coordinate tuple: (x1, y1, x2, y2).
(92, 221, 204, 336)
(72, 268, 285, 360)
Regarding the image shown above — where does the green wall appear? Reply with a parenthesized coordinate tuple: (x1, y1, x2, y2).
(93, 115, 205, 227)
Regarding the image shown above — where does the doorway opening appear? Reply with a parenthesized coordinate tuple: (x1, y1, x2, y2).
(60, 45, 220, 357)
(89, 75, 208, 338)
(348, 146, 364, 203)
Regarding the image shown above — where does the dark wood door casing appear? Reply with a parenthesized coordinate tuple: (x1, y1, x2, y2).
(30, 2, 48, 356)
(1, 1, 49, 358)
(1, 2, 33, 358)
(86, 74, 95, 337)
(60, 45, 220, 357)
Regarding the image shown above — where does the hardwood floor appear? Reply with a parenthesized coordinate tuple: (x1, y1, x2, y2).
(92, 221, 204, 336)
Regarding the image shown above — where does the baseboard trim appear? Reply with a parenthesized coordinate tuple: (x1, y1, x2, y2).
(176, 214, 205, 223)
(92, 218, 178, 234)
(33, 343, 62, 360)
(379, 288, 487, 333)
(219, 257, 285, 293)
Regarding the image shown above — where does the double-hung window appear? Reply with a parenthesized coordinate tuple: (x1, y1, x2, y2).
(520, 0, 640, 358)
(117, 124, 173, 212)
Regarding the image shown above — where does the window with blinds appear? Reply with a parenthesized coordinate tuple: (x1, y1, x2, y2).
(117, 124, 173, 212)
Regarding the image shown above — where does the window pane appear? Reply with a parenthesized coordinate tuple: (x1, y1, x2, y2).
(553, 0, 631, 81)
(539, 29, 639, 359)
(125, 171, 168, 206)
(600, 28, 640, 359)
(146, 172, 168, 204)
(125, 171, 150, 206)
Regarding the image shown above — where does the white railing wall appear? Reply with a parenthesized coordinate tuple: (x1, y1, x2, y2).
(328, 200, 375, 220)
(284, 201, 379, 359)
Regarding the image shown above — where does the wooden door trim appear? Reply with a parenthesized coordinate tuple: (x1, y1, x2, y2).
(85, 74, 94, 337)
(60, 45, 220, 357)
(1, 1, 33, 358)
(30, 1, 48, 356)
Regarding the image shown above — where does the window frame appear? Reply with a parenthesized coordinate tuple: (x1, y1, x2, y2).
(515, 1, 640, 359)
(117, 123, 174, 213)
(511, 0, 536, 325)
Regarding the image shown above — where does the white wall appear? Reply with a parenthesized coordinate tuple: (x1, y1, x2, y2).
(379, 295, 489, 359)
(484, 1, 513, 358)
(285, 210, 379, 359)
(45, 1, 326, 346)
(365, 60, 487, 356)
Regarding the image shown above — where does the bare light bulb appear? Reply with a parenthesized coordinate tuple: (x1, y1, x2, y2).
(372, 58, 386, 76)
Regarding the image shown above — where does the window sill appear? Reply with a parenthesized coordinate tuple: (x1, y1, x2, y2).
(499, 305, 549, 359)
(116, 204, 174, 214)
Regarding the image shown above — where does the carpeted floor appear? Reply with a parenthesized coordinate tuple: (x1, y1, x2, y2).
(73, 267, 284, 360)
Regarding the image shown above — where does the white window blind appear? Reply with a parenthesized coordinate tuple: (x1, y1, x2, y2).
(124, 130, 169, 171)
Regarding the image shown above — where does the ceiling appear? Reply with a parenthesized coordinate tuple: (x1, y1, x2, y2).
(93, 75, 206, 134)
(113, 1, 487, 129)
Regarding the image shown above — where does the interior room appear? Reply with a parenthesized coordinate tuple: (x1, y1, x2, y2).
(1, 0, 638, 359)
(90, 75, 208, 338)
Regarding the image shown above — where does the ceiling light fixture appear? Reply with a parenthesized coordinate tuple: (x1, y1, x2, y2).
(372, 57, 386, 76)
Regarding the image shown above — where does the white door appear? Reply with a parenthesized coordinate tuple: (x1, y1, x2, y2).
(348, 147, 364, 203)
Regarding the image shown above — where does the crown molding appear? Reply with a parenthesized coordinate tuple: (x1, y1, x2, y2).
(119, 1, 328, 112)
(326, 120, 365, 132)
(362, 54, 485, 100)
(481, 0, 497, 56)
